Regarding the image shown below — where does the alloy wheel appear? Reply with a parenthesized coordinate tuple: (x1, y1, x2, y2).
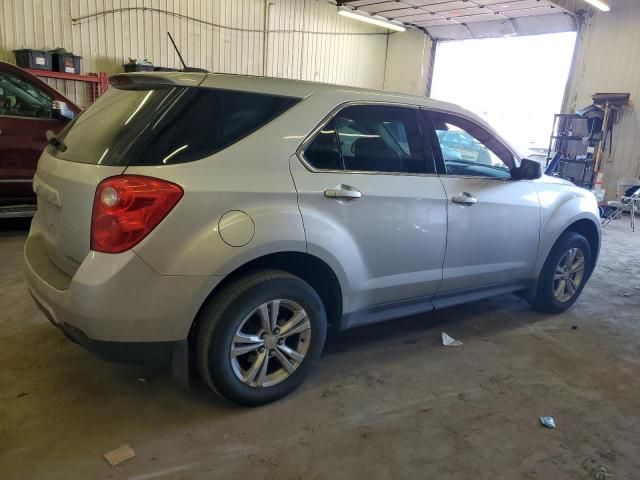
(553, 247, 586, 303)
(230, 299, 311, 388)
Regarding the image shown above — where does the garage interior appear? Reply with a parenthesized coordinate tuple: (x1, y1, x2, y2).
(1, 0, 640, 478)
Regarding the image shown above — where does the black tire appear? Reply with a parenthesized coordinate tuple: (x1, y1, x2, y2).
(530, 231, 592, 313)
(195, 270, 327, 406)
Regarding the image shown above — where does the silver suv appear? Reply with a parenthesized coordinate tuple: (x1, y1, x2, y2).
(25, 72, 601, 405)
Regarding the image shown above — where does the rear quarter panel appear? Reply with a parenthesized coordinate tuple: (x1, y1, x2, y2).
(128, 162, 307, 277)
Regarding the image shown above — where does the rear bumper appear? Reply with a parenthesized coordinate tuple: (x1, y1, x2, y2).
(24, 224, 220, 352)
(30, 290, 176, 365)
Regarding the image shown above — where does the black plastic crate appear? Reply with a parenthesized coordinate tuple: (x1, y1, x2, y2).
(123, 63, 154, 72)
(13, 49, 52, 70)
(50, 52, 82, 74)
(153, 66, 178, 72)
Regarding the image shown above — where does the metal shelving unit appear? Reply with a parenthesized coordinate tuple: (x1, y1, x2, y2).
(24, 68, 109, 103)
(546, 113, 600, 189)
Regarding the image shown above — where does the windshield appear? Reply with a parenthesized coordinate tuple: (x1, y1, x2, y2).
(51, 86, 300, 165)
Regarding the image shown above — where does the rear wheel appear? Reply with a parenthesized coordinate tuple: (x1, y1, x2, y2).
(530, 231, 592, 313)
(196, 270, 326, 406)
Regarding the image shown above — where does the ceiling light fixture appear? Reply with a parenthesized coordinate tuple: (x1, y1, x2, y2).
(581, 0, 611, 12)
(338, 6, 406, 32)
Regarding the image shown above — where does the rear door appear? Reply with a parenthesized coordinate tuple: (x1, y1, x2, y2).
(422, 109, 541, 298)
(290, 104, 448, 315)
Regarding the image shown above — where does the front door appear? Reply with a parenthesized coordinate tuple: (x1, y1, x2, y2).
(0, 69, 65, 204)
(291, 104, 448, 318)
(423, 109, 541, 298)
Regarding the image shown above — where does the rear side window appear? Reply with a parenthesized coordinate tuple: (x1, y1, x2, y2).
(52, 86, 300, 165)
(303, 105, 429, 174)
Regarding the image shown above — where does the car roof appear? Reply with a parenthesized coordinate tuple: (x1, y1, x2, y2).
(111, 71, 467, 115)
(110, 71, 519, 157)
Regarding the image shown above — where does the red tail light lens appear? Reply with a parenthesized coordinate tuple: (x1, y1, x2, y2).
(91, 175, 183, 253)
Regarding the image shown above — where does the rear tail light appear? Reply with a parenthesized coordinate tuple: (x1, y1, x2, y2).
(91, 175, 183, 253)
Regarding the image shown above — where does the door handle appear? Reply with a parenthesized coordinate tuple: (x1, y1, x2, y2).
(451, 192, 478, 205)
(324, 184, 362, 200)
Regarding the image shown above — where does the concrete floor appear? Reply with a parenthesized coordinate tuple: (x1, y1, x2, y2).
(1, 218, 639, 480)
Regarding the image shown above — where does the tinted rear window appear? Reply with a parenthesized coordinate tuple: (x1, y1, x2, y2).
(52, 86, 300, 165)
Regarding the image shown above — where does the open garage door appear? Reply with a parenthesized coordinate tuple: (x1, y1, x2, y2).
(338, 1, 577, 40)
(429, 32, 577, 156)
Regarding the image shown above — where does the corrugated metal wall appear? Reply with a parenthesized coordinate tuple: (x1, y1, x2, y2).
(0, 0, 395, 106)
(563, 0, 640, 197)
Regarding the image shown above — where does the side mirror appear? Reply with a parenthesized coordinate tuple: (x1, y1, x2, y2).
(513, 158, 542, 180)
(51, 100, 75, 121)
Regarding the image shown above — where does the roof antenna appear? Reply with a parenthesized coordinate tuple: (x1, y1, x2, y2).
(167, 32, 188, 70)
(167, 32, 209, 73)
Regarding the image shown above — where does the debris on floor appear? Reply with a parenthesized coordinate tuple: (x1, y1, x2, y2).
(137, 378, 148, 383)
(104, 444, 136, 466)
(539, 416, 557, 429)
(572, 325, 578, 330)
(582, 457, 613, 479)
(442, 332, 463, 347)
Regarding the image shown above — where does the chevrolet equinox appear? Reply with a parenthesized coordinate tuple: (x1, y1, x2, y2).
(25, 72, 601, 405)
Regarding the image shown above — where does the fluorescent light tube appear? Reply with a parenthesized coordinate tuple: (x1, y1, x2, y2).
(338, 7, 406, 32)
(582, 0, 611, 11)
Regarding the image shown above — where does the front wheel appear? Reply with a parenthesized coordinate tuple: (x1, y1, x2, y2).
(530, 231, 592, 313)
(195, 270, 327, 406)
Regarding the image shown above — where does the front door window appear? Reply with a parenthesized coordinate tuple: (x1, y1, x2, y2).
(428, 111, 513, 179)
(0, 72, 53, 118)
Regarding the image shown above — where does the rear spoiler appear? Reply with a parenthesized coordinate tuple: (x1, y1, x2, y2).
(109, 72, 207, 90)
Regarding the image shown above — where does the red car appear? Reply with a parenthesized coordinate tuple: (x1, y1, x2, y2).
(0, 61, 81, 218)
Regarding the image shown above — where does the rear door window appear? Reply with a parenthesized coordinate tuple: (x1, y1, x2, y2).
(52, 86, 300, 165)
(303, 105, 431, 174)
(336, 105, 426, 174)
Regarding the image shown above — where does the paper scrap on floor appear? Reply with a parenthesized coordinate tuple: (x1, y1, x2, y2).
(442, 332, 463, 347)
(104, 444, 136, 466)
